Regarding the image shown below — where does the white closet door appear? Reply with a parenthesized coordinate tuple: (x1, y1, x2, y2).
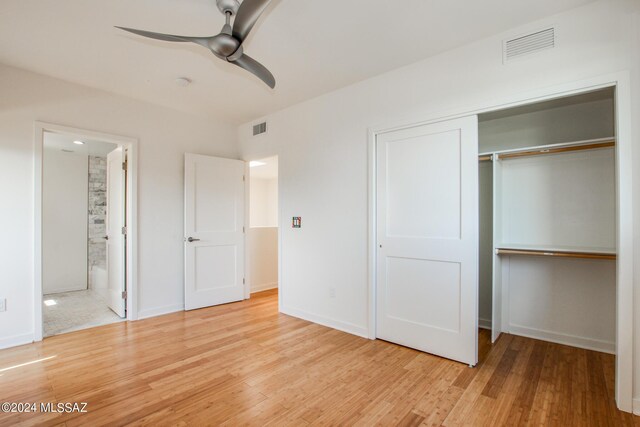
(492, 157, 503, 343)
(376, 116, 479, 366)
(184, 153, 246, 311)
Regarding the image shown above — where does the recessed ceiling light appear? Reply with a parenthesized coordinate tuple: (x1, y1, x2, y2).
(175, 77, 192, 87)
(249, 161, 266, 168)
(44, 299, 57, 306)
(73, 140, 85, 145)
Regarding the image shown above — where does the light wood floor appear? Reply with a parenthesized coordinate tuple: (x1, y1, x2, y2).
(0, 289, 637, 426)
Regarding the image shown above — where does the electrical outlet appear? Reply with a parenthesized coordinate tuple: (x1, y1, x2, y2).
(0, 298, 6, 312)
(329, 288, 336, 298)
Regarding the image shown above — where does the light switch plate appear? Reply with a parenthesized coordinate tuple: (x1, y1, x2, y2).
(0, 298, 6, 312)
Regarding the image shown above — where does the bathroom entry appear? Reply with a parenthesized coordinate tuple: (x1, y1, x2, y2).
(42, 131, 127, 336)
(248, 156, 279, 294)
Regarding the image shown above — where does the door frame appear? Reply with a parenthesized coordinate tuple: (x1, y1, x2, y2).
(367, 71, 633, 412)
(244, 156, 280, 299)
(34, 122, 139, 341)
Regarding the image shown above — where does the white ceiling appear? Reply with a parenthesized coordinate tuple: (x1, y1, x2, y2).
(0, 0, 596, 124)
(44, 132, 118, 157)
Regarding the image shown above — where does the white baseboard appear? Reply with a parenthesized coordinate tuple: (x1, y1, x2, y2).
(137, 304, 183, 320)
(43, 286, 87, 295)
(0, 333, 35, 350)
(280, 305, 369, 339)
(479, 317, 492, 330)
(633, 398, 640, 416)
(251, 282, 278, 293)
(508, 324, 615, 354)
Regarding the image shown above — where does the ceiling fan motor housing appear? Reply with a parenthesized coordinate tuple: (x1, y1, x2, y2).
(216, 0, 240, 15)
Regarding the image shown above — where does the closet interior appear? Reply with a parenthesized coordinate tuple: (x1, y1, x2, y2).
(478, 88, 617, 354)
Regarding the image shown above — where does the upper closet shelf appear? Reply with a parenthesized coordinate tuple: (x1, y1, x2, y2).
(478, 137, 615, 161)
(496, 244, 616, 260)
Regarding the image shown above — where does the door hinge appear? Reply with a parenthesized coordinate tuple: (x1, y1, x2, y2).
(122, 161, 128, 171)
(121, 226, 127, 235)
(243, 226, 245, 233)
(243, 278, 245, 285)
(121, 291, 127, 299)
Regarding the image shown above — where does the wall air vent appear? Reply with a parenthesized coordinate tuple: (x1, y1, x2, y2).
(253, 122, 267, 136)
(504, 27, 555, 63)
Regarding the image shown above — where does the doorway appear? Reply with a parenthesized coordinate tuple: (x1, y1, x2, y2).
(41, 132, 124, 336)
(35, 122, 138, 341)
(248, 156, 279, 294)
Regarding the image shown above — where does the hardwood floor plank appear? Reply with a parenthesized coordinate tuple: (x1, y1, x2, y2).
(0, 290, 636, 426)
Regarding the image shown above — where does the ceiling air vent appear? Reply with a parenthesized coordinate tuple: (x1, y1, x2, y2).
(253, 122, 267, 136)
(504, 27, 555, 62)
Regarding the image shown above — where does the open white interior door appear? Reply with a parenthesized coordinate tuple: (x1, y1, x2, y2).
(105, 147, 126, 318)
(184, 153, 245, 311)
(376, 116, 479, 366)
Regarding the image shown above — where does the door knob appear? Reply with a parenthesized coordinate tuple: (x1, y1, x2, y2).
(187, 237, 201, 243)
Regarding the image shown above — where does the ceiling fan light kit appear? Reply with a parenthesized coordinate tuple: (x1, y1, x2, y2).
(116, 0, 275, 88)
(216, 0, 241, 15)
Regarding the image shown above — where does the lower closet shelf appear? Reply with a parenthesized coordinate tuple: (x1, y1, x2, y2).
(496, 247, 616, 261)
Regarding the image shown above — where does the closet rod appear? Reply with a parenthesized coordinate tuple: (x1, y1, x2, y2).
(498, 140, 615, 160)
(496, 248, 616, 260)
(478, 154, 493, 162)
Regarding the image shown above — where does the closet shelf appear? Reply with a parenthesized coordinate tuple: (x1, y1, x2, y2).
(498, 140, 615, 160)
(496, 247, 616, 260)
(478, 137, 615, 161)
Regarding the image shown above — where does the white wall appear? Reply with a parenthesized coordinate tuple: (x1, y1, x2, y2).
(248, 227, 278, 293)
(479, 95, 615, 153)
(42, 147, 88, 294)
(250, 177, 278, 227)
(0, 63, 237, 348)
(249, 176, 278, 292)
(238, 0, 640, 407)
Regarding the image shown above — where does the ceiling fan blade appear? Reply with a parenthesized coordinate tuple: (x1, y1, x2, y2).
(115, 27, 210, 48)
(232, 0, 272, 43)
(229, 53, 275, 88)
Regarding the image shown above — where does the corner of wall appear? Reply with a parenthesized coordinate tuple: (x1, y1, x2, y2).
(0, 333, 35, 351)
(280, 304, 369, 339)
(136, 304, 184, 321)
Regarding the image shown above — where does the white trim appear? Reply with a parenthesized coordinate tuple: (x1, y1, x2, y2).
(243, 161, 251, 300)
(0, 333, 35, 350)
(367, 128, 377, 340)
(281, 305, 368, 338)
(611, 76, 634, 413)
(633, 398, 640, 416)
(43, 286, 87, 294)
(507, 324, 615, 354)
(137, 304, 183, 320)
(251, 282, 278, 293)
(367, 71, 633, 413)
(478, 318, 492, 330)
(34, 122, 139, 344)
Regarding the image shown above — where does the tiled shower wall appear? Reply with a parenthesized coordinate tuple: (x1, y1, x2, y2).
(88, 156, 107, 287)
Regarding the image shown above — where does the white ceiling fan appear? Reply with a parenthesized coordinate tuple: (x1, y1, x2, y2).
(116, 0, 276, 88)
